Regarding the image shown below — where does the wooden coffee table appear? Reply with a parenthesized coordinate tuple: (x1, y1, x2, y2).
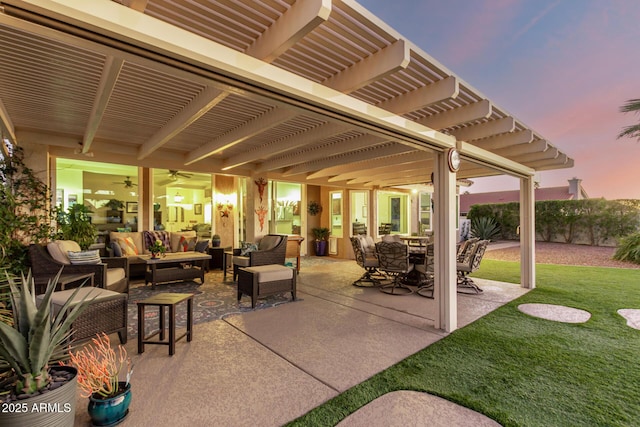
(142, 252, 211, 289)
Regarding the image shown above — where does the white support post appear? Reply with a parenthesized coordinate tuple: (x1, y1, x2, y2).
(140, 167, 153, 232)
(520, 176, 536, 289)
(433, 152, 457, 332)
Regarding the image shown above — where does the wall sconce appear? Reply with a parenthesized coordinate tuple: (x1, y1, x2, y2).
(174, 192, 184, 203)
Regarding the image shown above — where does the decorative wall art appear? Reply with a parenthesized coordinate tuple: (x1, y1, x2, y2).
(254, 177, 267, 202)
(255, 205, 268, 231)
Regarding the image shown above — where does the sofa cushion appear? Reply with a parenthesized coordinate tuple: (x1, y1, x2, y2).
(106, 267, 126, 287)
(47, 240, 82, 264)
(143, 230, 171, 252)
(258, 235, 281, 251)
(170, 231, 197, 252)
(67, 250, 101, 265)
(116, 237, 139, 256)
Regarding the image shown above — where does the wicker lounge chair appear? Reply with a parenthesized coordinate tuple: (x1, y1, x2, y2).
(232, 235, 288, 281)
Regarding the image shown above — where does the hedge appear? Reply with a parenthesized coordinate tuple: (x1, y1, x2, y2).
(467, 199, 640, 246)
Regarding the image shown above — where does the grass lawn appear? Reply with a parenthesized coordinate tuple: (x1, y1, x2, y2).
(288, 260, 640, 427)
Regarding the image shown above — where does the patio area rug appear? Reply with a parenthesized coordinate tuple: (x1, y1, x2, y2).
(126, 268, 300, 339)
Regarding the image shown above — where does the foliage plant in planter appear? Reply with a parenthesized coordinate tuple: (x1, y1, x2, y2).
(56, 204, 98, 250)
(0, 146, 54, 274)
(311, 227, 330, 256)
(61, 332, 133, 426)
(0, 270, 92, 426)
(105, 199, 125, 211)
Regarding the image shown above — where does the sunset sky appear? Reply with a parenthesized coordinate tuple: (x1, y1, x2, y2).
(360, 0, 640, 200)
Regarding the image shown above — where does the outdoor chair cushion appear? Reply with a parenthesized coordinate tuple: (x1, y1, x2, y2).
(258, 235, 281, 251)
(47, 240, 82, 264)
(242, 264, 294, 282)
(381, 234, 402, 243)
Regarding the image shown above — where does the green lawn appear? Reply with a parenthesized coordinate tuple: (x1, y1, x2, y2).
(288, 260, 640, 427)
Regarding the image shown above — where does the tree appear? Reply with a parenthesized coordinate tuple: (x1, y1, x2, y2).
(617, 98, 640, 141)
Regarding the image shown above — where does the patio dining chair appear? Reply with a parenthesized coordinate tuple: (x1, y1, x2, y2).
(456, 239, 489, 294)
(375, 241, 413, 295)
(414, 243, 434, 298)
(350, 236, 382, 287)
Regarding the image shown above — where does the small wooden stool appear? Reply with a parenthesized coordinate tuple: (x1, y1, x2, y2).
(137, 293, 194, 356)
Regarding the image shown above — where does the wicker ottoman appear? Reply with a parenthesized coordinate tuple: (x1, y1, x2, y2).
(237, 265, 296, 308)
(40, 287, 128, 344)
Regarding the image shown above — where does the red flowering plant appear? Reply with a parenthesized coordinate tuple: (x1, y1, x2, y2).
(61, 333, 133, 398)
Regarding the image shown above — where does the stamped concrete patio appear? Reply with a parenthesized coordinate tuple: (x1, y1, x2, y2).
(74, 258, 528, 426)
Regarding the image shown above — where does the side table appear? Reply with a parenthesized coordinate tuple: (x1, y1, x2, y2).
(137, 293, 194, 356)
(207, 246, 225, 270)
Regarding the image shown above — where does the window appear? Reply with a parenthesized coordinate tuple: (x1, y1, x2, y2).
(330, 191, 343, 238)
(377, 190, 408, 235)
(419, 192, 432, 235)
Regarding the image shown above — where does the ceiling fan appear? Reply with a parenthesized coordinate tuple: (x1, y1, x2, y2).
(113, 176, 138, 188)
(168, 170, 192, 180)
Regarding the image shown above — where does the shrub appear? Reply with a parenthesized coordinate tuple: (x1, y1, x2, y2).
(613, 232, 640, 264)
(471, 216, 501, 241)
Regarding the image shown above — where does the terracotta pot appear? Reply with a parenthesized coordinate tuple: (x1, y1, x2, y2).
(87, 382, 132, 426)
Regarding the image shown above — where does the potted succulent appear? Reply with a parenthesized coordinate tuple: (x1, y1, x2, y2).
(211, 234, 221, 247)
(311, 227, 330, 256)
(0, 270, 92, 426)
(61, 332, 133, 426)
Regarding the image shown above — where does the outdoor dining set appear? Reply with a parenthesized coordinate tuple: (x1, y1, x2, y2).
(350, 234, 490, 298)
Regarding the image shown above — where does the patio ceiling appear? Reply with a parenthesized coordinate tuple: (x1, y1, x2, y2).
(0, 0, 573, 189)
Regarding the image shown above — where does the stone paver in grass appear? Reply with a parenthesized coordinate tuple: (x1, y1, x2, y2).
(518, 303, 591, 323)
(617, 309, 640, 330)
(336, 390, 500, 427)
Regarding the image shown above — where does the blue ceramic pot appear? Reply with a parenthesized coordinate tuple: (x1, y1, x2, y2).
(87, 382, 131, 426)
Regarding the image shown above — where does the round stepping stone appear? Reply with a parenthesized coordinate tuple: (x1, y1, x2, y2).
(336, 390, 500, 427)
(617, 309, 640, 330)
(518, 303, 590, 323)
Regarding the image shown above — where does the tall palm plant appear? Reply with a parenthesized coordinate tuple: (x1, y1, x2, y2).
(617, 98, 640, 141)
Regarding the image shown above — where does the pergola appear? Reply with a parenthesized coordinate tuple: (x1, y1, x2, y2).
(0, 0, 573, 332)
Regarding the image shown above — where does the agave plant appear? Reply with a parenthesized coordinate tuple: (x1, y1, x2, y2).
(0, 270, 93, 395)
(470, 216, 501, 242)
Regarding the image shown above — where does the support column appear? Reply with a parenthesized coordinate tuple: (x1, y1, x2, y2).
(433, 151, 457, 332)
(140, 167, 152, 232)
(520, 176, 536, 289)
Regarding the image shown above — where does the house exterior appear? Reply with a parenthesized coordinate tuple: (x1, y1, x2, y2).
(0, 0, 575, 332)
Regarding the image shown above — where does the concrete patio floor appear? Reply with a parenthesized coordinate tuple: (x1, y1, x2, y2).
(73, 258, 528, 426)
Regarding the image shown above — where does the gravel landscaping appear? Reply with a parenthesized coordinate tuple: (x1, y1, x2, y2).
(484, 241, 640, 269)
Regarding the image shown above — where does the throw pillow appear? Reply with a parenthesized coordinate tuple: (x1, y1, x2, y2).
(240, 242, 258, 256)
(116, 237, 139, 256)
(67, 250, 101, 264)
(178, 236, 197, 252)
(110, 241, 123, 257)
(143, 230, 171, 252)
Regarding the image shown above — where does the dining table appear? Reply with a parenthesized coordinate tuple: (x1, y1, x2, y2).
(398, 236, 433, 285)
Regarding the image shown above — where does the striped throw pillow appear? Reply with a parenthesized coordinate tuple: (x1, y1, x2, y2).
(67, 250, 101, 265)
(116, 237, 139, 256)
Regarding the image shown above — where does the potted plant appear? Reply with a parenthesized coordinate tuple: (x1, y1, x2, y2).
(211, 234, 221, 247)
(0, 270, 92, 426)
(56, 204, 98, 250)
(148, 239, 167, 259)
(61, 332, 133, 427)
(311, 227, 330, 256)
(105, 199, 125, 211)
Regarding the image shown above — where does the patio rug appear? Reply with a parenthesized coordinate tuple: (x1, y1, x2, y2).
(126, 269, 299, 339)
